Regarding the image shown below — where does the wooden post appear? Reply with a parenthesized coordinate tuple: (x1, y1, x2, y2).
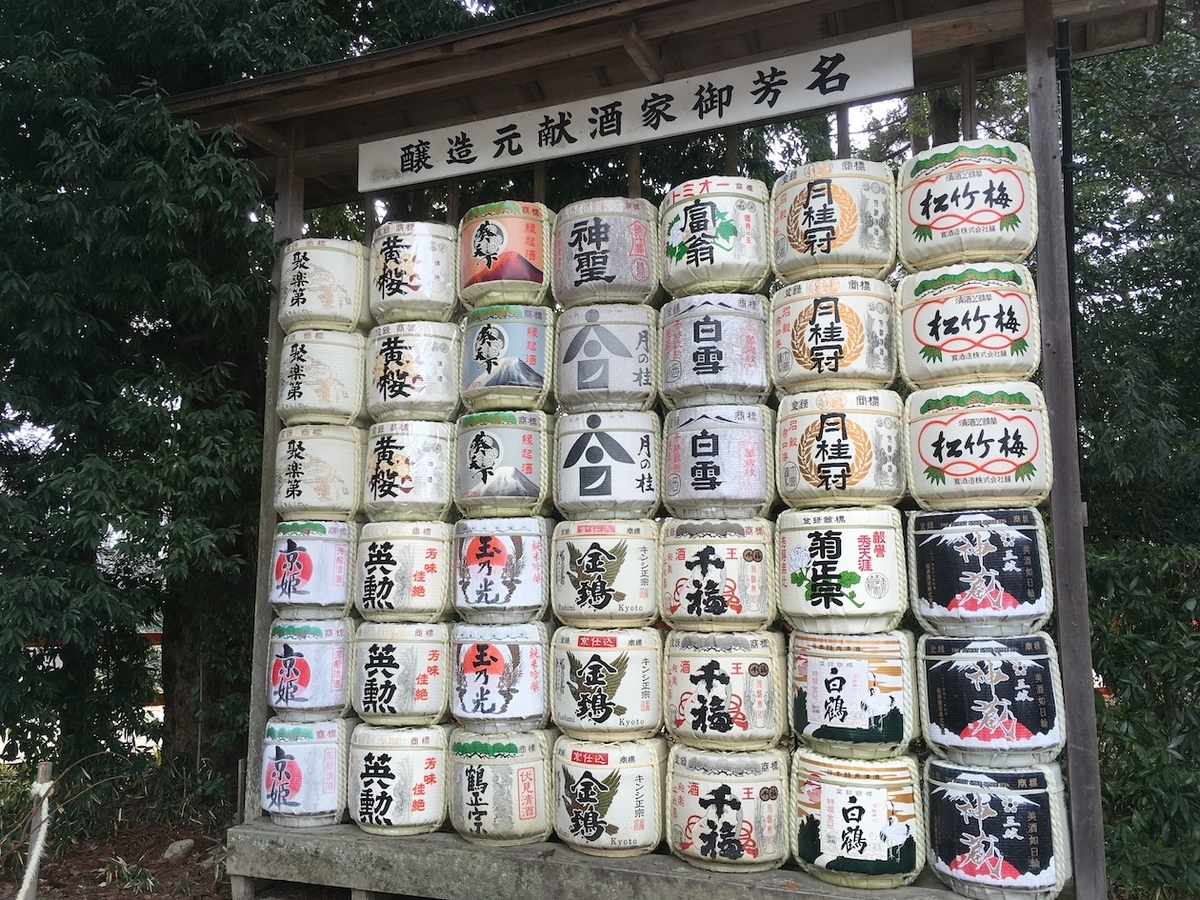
(628, 147, 642, 199)
(24, 762, 52, 894)
(961, 47, 978, 139)
(723, 128, 738, 175)
(836, 106, 852, 158)
(1024, 2, 1107, 898)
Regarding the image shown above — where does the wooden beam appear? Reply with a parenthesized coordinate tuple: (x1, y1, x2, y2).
(233, 120, 292, 158)
(1024, 2, 1107, 898)
(623, 21, 665, 83)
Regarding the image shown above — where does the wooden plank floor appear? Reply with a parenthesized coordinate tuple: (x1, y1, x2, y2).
(227, 817, 1068, 900)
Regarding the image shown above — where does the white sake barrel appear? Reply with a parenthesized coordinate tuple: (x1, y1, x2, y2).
(660, 293, 770, 408)
(461, 305, 554, 412)
(777, 390, 905, 507)
(771, 158, 897, 282)
(364, 321, 460, 421)
(453, 517, 551, 624)
(349, 723, 451, 835)
(897, 263, 1041, 389)
(906, 381, 1052, 510)
(354, 521, 453, 623)
(554, 736, 666, 857)
(273, 425, 365, 521)
(555, 304, 658, 412)
(369, 221, 458, 323)
(789, 631, 916, 759)
(551, 519, 659, 627)
(918, 632, 1066, 767)
(667, 744, 791, 873)
(660, 177, 770, 297)
(771, 277, 896, 392)
(927, 759, 1072, 900)
(449, 727, 557, 845)
(277, 330, 368, 426)
(451, 622, 550, 733)
(898, 140, 1038, 271)
(361, 420, 454, 521)
(909, 507, 1053, 636)
(664, 630, 785, 750)
(458, 201, 553, 309)
(278, 238, 370, 333)
(351, 622, 450, 726)
(663, 405, 774, 519)
(552, 198, 660, 307)
(660, 518, 776, 632)
(551, 627, 662, 740)
(555, 411, 660, 519)
(777, 506, 907, 634)
(792, 750, 925, 888)
(261, 717, 354, 827)
(454, 410, 552, 517)
(267, 618, 351, 721)
(269, 521, 355, 619)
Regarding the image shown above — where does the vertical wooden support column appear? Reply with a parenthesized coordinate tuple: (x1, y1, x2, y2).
(1024, 3, 1107, 897)
(628, 147, 642, 199)
(836, 107, 852, 158)
(723, 128, 738, 174)
(961, 48, 978, 139)
(244, 141, 305, 826)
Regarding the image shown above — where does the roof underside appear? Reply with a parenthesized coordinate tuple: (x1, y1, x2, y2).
(168, 0, 1164, 207)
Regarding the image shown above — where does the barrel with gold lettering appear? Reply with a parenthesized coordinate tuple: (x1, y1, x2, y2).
(551, 626, 662, 740)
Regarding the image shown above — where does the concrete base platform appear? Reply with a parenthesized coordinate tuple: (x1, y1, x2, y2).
(226, 817, 1047, 900)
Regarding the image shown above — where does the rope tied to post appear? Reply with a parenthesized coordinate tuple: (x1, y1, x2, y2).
(18, 778, 55, 900)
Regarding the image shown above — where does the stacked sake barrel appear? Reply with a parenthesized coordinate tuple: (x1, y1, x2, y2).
(442, 200, 563, 846)
(262, 236, 372, 829)
(770, 159, 925, 889)
(547, 198, 668, 857)
(656, 177, 792, 873)
(898, 141, 1072, 900)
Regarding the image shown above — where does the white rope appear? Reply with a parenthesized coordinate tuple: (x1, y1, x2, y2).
(17, 779, 54, 900)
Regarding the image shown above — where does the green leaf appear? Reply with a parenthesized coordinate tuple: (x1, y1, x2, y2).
(1014, 462, 1037, 481)
(924, 465, 947, 485)
(919, 345, 943, 363)
(912, 224, 933, 242)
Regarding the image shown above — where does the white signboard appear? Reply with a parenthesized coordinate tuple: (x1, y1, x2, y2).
(359, 31, 913, 192)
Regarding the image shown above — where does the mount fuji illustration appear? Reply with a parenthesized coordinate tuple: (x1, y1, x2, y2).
(466, 356, 545, 392)
(463, 466, 540, 498)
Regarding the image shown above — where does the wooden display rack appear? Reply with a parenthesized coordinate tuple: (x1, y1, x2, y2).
(168, 2, 1165, 898)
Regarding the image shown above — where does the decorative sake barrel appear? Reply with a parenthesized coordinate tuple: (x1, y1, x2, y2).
(551, 519, 659, 628)
(792, 750, 925, 888)
(458, 201, 553, 309)
(261, 717, 354, 827)
(552, 198, 660, 307)
(273, 425, 365, 521)
(667, 745, 791, 873)
(354, 521, 453, 623)
(771, 158, 897, 282)
(269, 521, 355, 619)
(660, 293, 770, 409)
(555, 411, 660, 519)
(777, 390, 905, 507)
(897, 263, 1041, 389)
(361, 420, 454, 521)
(777, 506, 907, 634)
(453, 517, 551, 624)
(555, 304, 658, 412)
(454, 410, 552, 518)
(909, 508, 1053, 636)
(918, 632, 1066, 767)
(351, 622, 451, 726)
(364, 321, 461, 422)
(369, 221, 458, 323)
(906, 382, 1052, 510)
(789, 631, 917, 759)
(898, 140, 1037, 271)
(660, 176, 771, 297)
(451, 622, 550, 733)
(460, 305, 554, 412)
(276, 330, 368, 427)
(663, 405, 774, 519)
(927, 759, 1072, 900)
(278, 238, 370, 334)
(770, 277, 896, 392)
(349, 723, 451, 836)
(449, 727, 557, 845)
(660, 518, 776, 632)
(554, 736, 667, 857)
(267, 618, 351, 721)
(551, 627, 662, 740)
(664, 630, 786, 750)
